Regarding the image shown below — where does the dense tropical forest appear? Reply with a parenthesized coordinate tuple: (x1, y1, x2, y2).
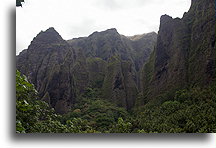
(16, 0, 215, 133)
(16, 70, 215, 133)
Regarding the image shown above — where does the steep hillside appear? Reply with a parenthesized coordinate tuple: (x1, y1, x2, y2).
(16, 0, 216, 133)
(142, 0, 215, 101)
(17, 28, 157, 112)
(68, 30, 157, 72)
(68, 29, 157, 109)
(17, 28, 77, 113)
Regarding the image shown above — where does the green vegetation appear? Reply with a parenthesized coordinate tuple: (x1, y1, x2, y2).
(16, 70, 215, 133)
(132, 87, 216, 133)
(16, 70, 128, 133)
(61, 87, 129, 132)
(16, 70, 65, 133)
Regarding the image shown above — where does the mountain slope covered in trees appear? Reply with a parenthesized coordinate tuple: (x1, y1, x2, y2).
(17, 27, 157, 113)
(16, 0, 215, 133)
(16, 70, 216, 133)
(141, 0, 215, 103)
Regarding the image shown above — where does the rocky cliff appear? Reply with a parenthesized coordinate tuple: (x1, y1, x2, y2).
(68, 29, 157, 109)
(142, 0, 215, 101)
(17, 0, 214, 113)
(17, 27, 77, 113)
(17, 27, 157, 113)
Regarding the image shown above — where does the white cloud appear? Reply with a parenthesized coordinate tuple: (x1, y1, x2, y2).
(16, 0, 191, 55)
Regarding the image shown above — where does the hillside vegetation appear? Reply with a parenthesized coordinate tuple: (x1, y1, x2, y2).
(16, 70, 215, 133)
(16, 0, 215, 133)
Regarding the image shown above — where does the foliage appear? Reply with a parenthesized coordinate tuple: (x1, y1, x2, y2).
(132, 87, 216, 133)
(16, 70, 97, 133)
(62, 87, 128, 132)
(110, 117, 132, 133)
(16, 70, 37, 101)
(16, 70, 65, 133)
(16, 70, 215, 133)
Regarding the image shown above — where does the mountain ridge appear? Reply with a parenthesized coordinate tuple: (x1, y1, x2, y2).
(17, 27, 157, 113)
(141, 0, 215, 103)
(16, 0, 215, 114)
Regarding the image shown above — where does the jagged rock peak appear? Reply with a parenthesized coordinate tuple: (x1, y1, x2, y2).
(31, 27, 64, 45)
(103, 28, 119, 35)
(159, 14, 175, 31)
(160, 14, 173, 24)
(39, 27, 62, 37)
(89, 28, 119, 37)
(105, 28, 118, 33)
(45, 27, 59, 33)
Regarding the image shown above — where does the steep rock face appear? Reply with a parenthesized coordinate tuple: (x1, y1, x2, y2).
(16, 28, 76, 114)
(142, 0, 215, 100)
(72, 49, 89, 95)
(86, 57, 107, 88)
(127, 32, 157, 72)
(68, 28, 133, 61)
(101, 56, 138, 109)
(149, 15, 189, 97)
(17, 27, 157, 112)
(183, 0, 216, 86)
(68, 29, 156, 109)
(69, 29, 157, 89)
(124, 32, 157, 90)
(68, 29, 157, 70)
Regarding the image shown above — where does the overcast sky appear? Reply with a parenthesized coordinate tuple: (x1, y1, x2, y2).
(16, 0, 191, 55)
